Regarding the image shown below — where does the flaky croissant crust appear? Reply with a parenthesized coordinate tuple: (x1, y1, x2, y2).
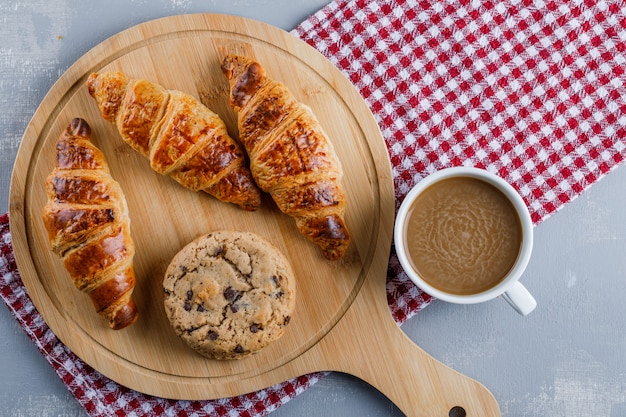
(87, 71, 262, 211)
(221, 55, 351, 260)
(42, 118, 139, 330)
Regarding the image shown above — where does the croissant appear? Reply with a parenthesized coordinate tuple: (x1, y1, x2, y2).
(42, 118, 139, 330)
(86, 71, 261, 211)
(221, 55, 350, 260)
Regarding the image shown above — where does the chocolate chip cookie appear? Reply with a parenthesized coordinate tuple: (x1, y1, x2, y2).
(163, 231, 296, 360)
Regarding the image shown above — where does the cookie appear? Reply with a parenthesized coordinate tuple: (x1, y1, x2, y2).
(163, 231, 296, 360)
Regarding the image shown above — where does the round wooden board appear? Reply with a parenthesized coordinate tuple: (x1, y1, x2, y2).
(9, 14, 395, 399)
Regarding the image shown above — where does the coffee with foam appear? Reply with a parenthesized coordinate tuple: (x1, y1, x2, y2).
(403, 177, 522, 295)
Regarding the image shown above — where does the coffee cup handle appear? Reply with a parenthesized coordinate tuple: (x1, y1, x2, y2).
(501, 281, 537, 315)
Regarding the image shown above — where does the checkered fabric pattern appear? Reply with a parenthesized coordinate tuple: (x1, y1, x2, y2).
(2, 0, 626, 415)
(295, 0, 626, 325)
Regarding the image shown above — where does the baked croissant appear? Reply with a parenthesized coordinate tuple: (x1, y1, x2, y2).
(221, 55, 350, 260)
(86, 71, 261, 211)
(42, 118, 139, 330)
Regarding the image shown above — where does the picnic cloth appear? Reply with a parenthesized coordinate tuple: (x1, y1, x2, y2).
(2, 0, 626, 415)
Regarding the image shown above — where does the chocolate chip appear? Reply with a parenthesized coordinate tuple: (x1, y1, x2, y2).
(184, 302, 192, 311)
(223, 287, 238, 301)
(208, 330, 219, 340)
(272, 275, 279, 285)
(275, 290, 284, 299)
(250, 324, 259, 333)
(284, 316, 291, 325)
(234, 345, 245, 354)
(212, 245, 225, 256)
(230, 304, 239, 313)
(186, 290, 193, 300)
(197, 305, 206, 313)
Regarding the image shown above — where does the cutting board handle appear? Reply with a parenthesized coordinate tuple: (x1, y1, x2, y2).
(315, 283, 502, 417)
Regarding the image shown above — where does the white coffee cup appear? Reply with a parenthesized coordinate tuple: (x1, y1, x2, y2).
(394, 167, 537, 315)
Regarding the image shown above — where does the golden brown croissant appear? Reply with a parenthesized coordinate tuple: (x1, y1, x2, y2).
(42, 118, 139, 330)
(86, 71, 261, 211)
(221, 55, 350, 260)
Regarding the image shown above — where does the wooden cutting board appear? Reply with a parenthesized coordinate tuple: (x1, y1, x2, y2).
(9, 14, 500, 416)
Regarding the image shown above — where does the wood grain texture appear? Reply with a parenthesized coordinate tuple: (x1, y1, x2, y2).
(9, 13, 500, 416)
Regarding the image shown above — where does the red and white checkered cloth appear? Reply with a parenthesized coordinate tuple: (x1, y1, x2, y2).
(2, 0, 626, 415)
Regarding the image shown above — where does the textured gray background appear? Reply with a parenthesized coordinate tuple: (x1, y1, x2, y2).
(1, 1, 625, 416)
